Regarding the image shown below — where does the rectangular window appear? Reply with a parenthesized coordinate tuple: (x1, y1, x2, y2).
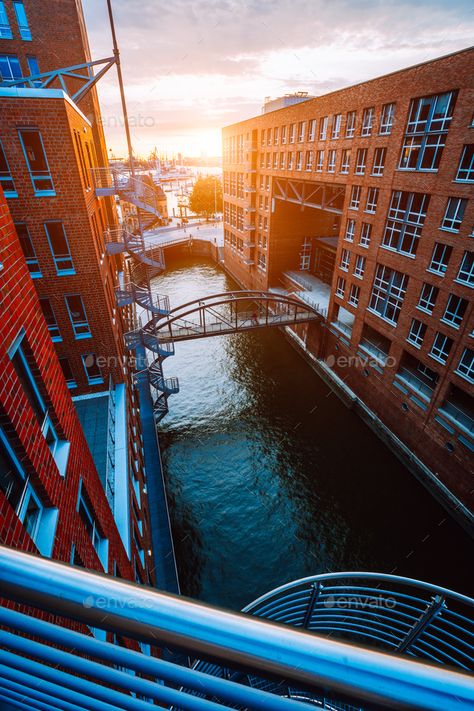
(267, 128, 272, 145)
(296, 151, 303, 170)
(430, 332, 453, 364)
(15, 223, 41, 276)
(13, 2, 31, 40)
(429, 243, 452, 275)
(456, 348, 474, 383)
(0, 2, 12, 38)
(287, 152, 294, 170)
(327, 149, 336, 172)
(340, 149, 351, 174)
(65, 294, 91, 339)
(399, 92, 455, 171)
(361, 107, 374, 136)
(456, 145, 474, 182)
(345, 111, 356, 138)
(280, 151, 285, 169)
(441, 197, 467, 232)
(418, 283, 439, 313)
(308, 119, 316, 141)
(382, 191, 429, 257)
(39, 298, 61, 342)
(335, 276, 346, 298)
(316, 150, 324, 171)
(77, 482, 108, 569)
(45, 222, 74, 275)
(281, 126, 287, 145)
(274, 127, 279, 145)
(380, 103, 395, 134)
(355, 148, 367, 175)
(266, 153, 271, 169)
(349, 185, 361, 210)
(331, 114, 342, 139)
(289, 123, 296, 144)
(369, 264, 408, 324)
(345, 219, 355, 242)
(82, 353, 103, 385)
(0, 139, 17, 196)
(442, 294, 467, 328)
(305, 150, 313, 171)
(297, 121, 306, 142)
(26, 55, 42, 86)
(407, 319, 426, 348)
(340, 248, 350, 271)
(365, 187, 379, 214)
(273, 152, 278, 169)
(354, 254, 366, 278)
(59, 357, 77, 389)
(372, 147, 386, 176)
(257, 251, 266, 270)
(18, 129, 55, 195)
(319, 116, 328, 140)
(359, 222, 371, 247)
(260, 130, 265, 147)
(0, 54, 22, 81)
(457, 250, 474, 286)
(349, 284, 360, 307)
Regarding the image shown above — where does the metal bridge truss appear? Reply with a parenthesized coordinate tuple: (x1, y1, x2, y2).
(273, 178, 346, 214)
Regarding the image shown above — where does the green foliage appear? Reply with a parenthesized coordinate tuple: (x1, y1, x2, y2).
(188, 175, 223, 218)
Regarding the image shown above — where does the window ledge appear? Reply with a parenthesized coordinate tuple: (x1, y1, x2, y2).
(454, 369, 474, 385)
(366, 307, 397, 328)
(380, 245, 417, 259)
(454, 278, 474, 289)
(428, 353, 449, 366)
(75, 333, 93, 341)
(426, 268, 447, 278)
(440, 318, 460, 330)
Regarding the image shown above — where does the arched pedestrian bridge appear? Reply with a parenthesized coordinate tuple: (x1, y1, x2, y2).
(142, 290, 324, 344)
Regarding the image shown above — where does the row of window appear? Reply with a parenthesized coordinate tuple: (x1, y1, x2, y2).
(0, 1, 30, 41)
(0, 53, 39, 84)
(40, 294, 92, 341)
(16, 221, 75, 276)
(59, 353, 104, 388)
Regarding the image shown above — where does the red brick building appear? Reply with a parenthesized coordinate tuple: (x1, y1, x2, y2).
(222, 48, 474, 526)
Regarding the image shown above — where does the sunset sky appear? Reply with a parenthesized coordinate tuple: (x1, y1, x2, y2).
(82, 0, 473, 159)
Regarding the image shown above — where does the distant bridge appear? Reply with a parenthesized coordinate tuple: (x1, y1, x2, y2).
(143, 291, 323, 343)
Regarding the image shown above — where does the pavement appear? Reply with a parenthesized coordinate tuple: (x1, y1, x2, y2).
(145, 218, 224, 248)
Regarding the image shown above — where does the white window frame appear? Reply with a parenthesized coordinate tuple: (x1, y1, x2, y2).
(365, 187, 379, 214)
(331, 114, 342, 139)
(327, 149, 336, 173)
(429, 243, 452, 275)
(380, 103, 395, 135)
(361, 107, 374, 136)
(455, 145, 474, 182)
(345, 111, 356, 138)
(430, 332, 453, 364)
(319, 116, 328, 140)
(345, 219, 355, 242)
(407, 319, 426, 349)
(456, 250, 474, 286)
(335, 276, 346, 298)
(340, 248, 350, 271)
(456, 348, 474, 383)
(441, 197, 467, 232)
(349, 185, 361, 210)
(372, 147, 386, 176)
(349, 284, 360, 307)
(359, 222, 371, 247)
(355, 148, 367, 175)
(354, 254, 366, 279)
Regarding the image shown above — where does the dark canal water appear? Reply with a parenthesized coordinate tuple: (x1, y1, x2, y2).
(154, 257, 472, 611)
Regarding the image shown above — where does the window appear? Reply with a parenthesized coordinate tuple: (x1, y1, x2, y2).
(287, 152, 294, 170)
(260, 130, 265, 147)
(340, 149, 350, 174)
(349, 284, 360, 307)
(296, 151, 303, 170)
(26, 56, 41, 86)
(399, 92, 455, 171)
(280, 152, 285, 169)
(15, 223, 41, 276)
(354, 254, 366, 278)
(456, 145, 474, 182)
(407, 319, 427, 348)
(340, 248, 350, 271)
(59, 357, 77, 389)
(382, 191, 429, 257)
(336, 276, 346, 298)
(39, 298, 61, 342)
(361, 107, 374, 136)
(0, 140, 17, 197)
(443, 294, 467, 328)
(345, 219, 355, 242)
(331, 114, 342, 139)
(305, 150, 313, 171)
(0, 54, 22, 81)
(65, 295, 91, 339)
(429, 243, 452, 275)
(359, 222, 371, 247)
(281, 126, 287, 145)
(77, 482, 108, 569)
(327, 150, 336, 172)
(346, 111, 356, 138)
(372, 147, 386, 176)
(45, 222, 74, 275)
(13, 2, 31, 40)
(457, 250, 474, 286)
(355, 148, 367, 175)
(266, 153, 271, 169)
(369, 264, 408, 324)
(267, 128, 272, 145)
(380, 103, 395, 134)
(298, 121, 306, 142)
(456, 348, 474, 382)
(319, 116, 328, 140)
(257, 251, 266, 270)
(274, 127, 279, 145)
(316, 150, 324, 172)
(82, 353, 103, 385)
(365, 187, 379, 213)
(441, 197, 467, 232)
(349, 185, 361, 210)
(19, 129, 55, 195)
(273, 152, 278, 169)
(418, 283, 439, 314)
(289, 123, 296, 144)
(308, 119, 316, 141)
(0, 2, 12, 38)
(430, 332, 453, 364)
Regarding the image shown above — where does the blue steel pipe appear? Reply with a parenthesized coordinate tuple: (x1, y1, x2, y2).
(1, 546, 474, 711)
(0, 681, 85, 711)
(0, 606, 304, 711)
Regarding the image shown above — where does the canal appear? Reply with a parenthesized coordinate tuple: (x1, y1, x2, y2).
(154, 256, 472, 611)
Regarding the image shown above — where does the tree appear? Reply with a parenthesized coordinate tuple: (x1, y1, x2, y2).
(188, 175, 223, 219)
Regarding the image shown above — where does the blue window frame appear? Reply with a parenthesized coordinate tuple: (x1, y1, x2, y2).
(0, 2, 12, 38)
(15, 223, 41, 277)
(82, 353, 103, 385)
(77, 480, 108, 569)
(18, 129, 55, 196)
(0, 139, 17, 197)
(44, 222, 75, 275)
(27, 55, 41, 86)
(59, 357, 77, 389)
(65, 294, 91, 339)
(0, 53, 22, 81)
(39, 297, 62, 342)
(13, 1, 31, 40)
